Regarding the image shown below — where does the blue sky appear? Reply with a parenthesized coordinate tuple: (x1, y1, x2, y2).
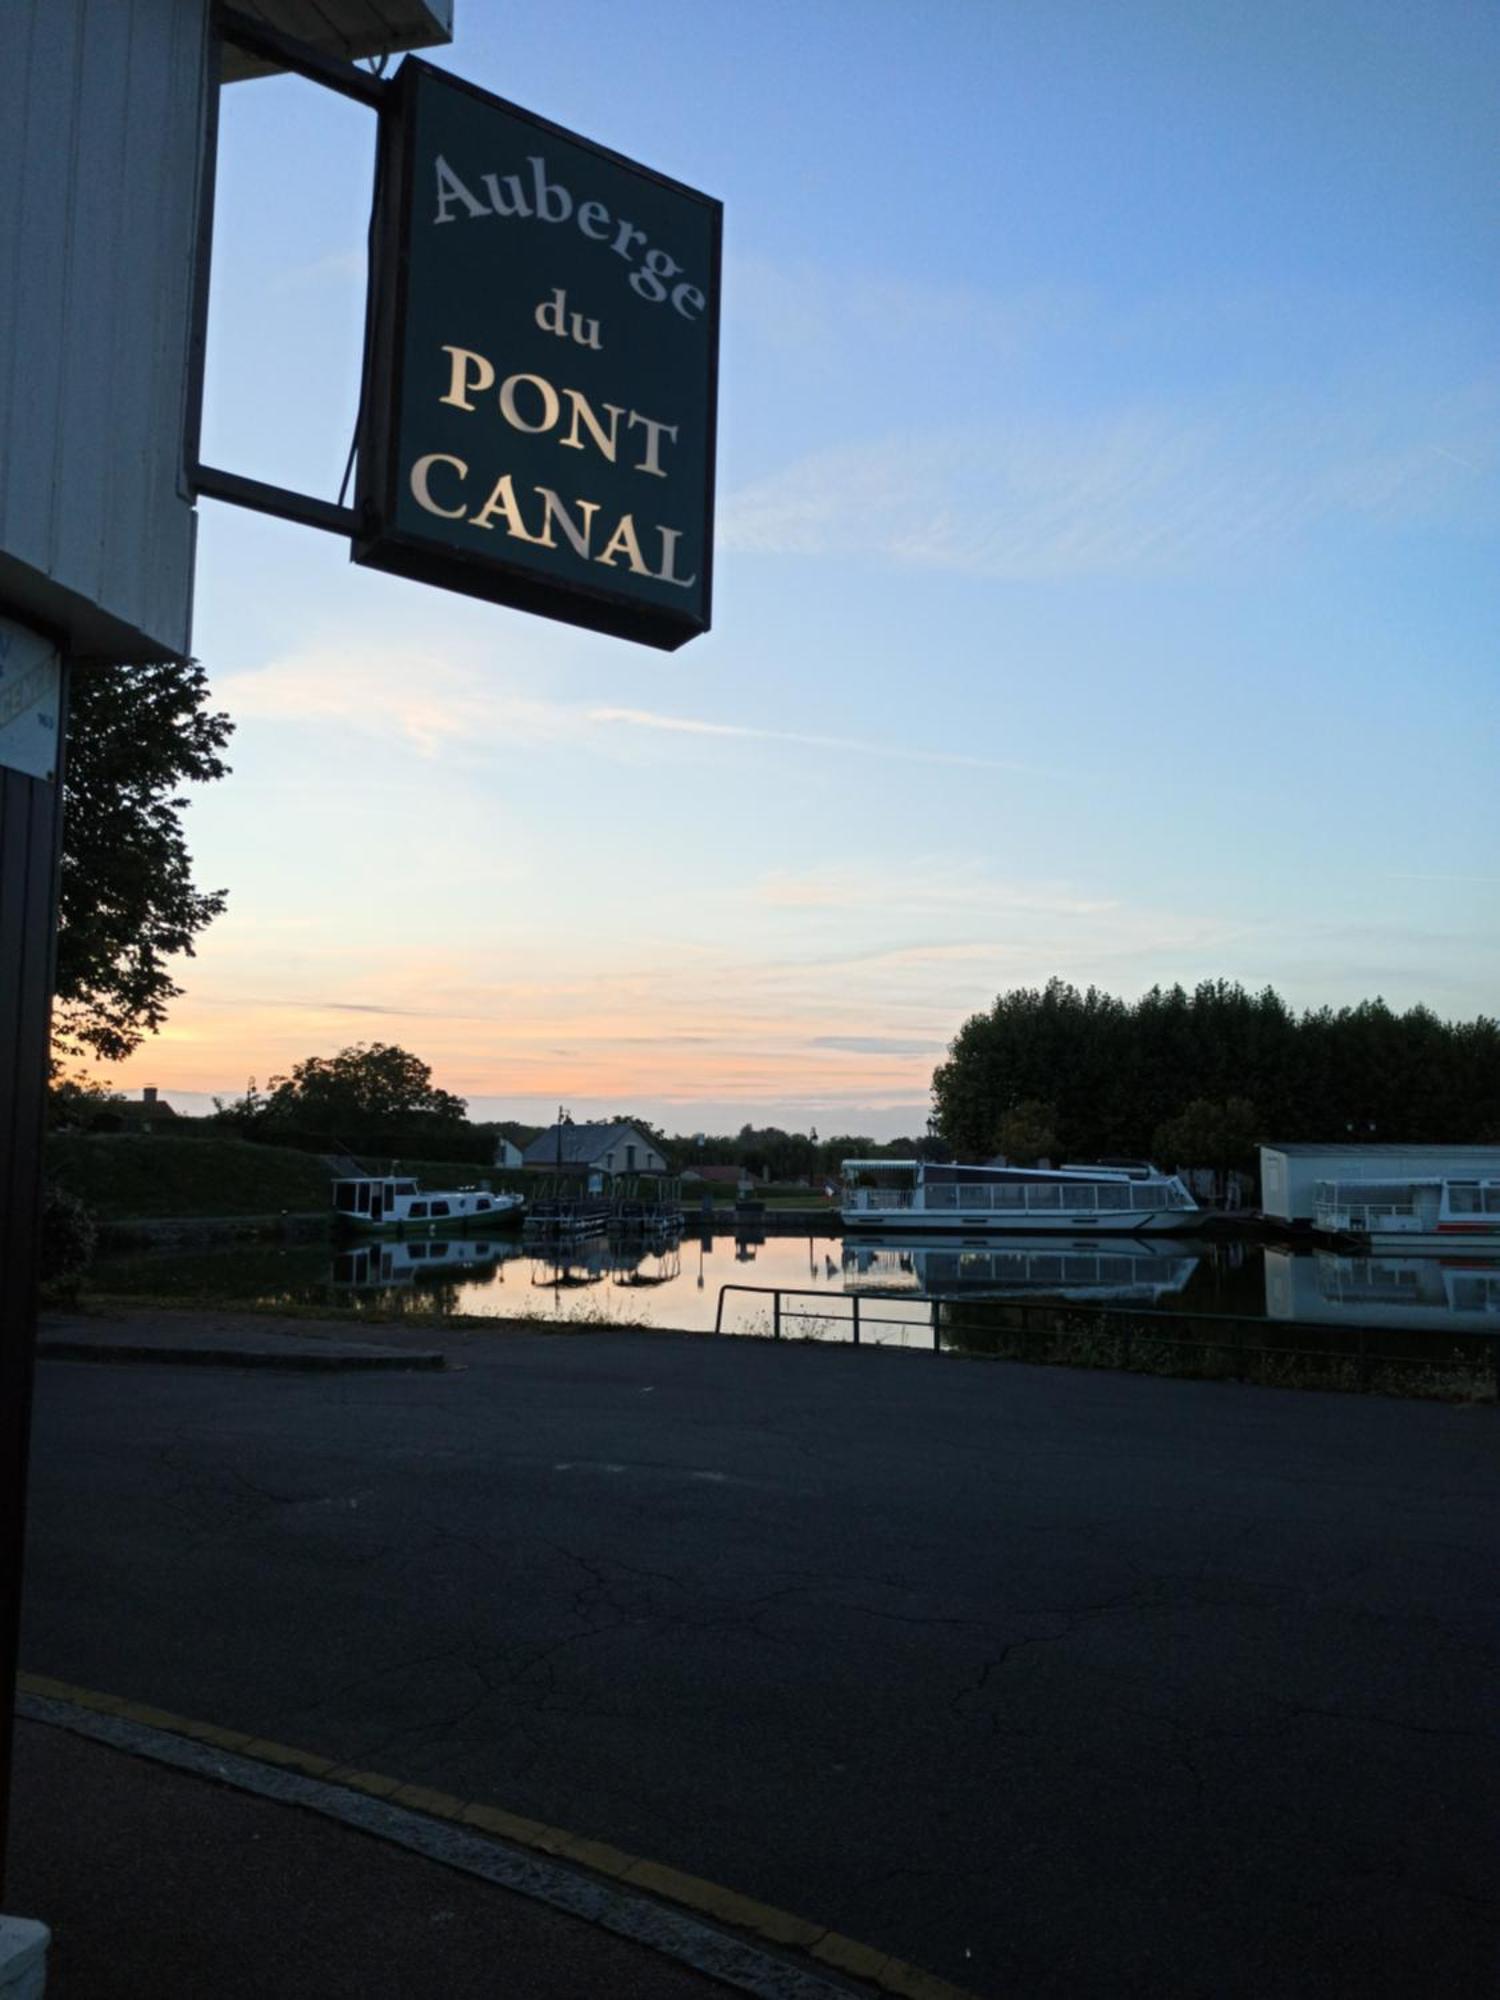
(133, 0, 1498, 1136)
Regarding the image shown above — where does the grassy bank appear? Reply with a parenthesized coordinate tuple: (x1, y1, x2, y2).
(45, 1134, 335, 1220)
(44, 1134, 527, 1222)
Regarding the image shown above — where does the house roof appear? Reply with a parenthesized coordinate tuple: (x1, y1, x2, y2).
(521, 1122, 658, 1167)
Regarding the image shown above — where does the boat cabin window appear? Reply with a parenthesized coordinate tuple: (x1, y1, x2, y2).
(1485, 1185, 1500, 1214)
(394, 1182, 417, 1197)
(409, 1200, 429, 1218)
(1450, 1183, 1482, 1214)
(334, 1184, 361, 1213)
(430, 1200, 451, 1217)
(476, 1197, 491, 1211)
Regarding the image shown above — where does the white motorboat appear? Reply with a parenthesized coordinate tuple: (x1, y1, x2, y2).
(840, 1159, 1199, 1235)
(331, 1175, 525, 1232)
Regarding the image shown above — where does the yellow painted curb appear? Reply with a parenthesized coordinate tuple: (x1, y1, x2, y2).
(19, 1670, 983, 2000)
(241, 1738, 337, 1778)
(323, 1765, 405, 1799)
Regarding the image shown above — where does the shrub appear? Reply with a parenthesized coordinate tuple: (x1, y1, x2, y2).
(40, 1181, 98, 1286)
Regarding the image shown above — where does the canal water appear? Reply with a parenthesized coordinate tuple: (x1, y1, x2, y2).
(86, 1226, 1500, 1341)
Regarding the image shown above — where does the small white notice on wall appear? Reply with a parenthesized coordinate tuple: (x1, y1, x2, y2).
(0, 615, 62, 781)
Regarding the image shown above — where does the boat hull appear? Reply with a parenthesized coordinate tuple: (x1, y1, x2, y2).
(841, 1208, 1197, 1235)
(338, 1202, 525, 1235)
(1330, 1228, 1500, 1251)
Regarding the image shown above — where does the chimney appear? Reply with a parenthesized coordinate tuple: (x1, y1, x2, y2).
(143, 1087, 158, 1106)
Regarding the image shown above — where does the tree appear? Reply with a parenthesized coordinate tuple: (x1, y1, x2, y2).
(55, 661, 233, 1065)
(1152, 1097, 1259, 1175)
(994, 1099, 1059, 1166)
(46, 1071, 124, 1130)
(934, 978, 1500, 1157)
(260, 1044, 469, 1138)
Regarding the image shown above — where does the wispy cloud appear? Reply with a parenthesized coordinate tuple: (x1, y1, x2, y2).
(270, 246, 366, 294)
(720, 383, 1498, 581)
(811, 1035, 946, 1056)
(588, 707, 1051, 775)
(220, 648, 1053, 775)
(753, 865, 1116, 917)
(729, 250, 1067, 364)
(1388, 871, 1500, 886)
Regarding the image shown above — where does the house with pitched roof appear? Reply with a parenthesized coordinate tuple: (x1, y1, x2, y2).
(521, 1121, 667, 1181)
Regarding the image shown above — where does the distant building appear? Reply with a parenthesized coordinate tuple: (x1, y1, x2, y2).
(1259, 1143, 1500, 1224)
(107, 1087, 178, 1133)
(493, 1138, 523, 1170)
(522, 1122, 667, 1180)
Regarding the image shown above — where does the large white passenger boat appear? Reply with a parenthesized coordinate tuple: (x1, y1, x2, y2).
(1313, 1175, 1500, 1248)
(840, 1160, 1199, 1235)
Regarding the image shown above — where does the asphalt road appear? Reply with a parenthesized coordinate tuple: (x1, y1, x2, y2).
(21, 1328, 1500, 1996)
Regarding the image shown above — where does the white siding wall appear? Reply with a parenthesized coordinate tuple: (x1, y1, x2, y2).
(0, 0, 209, 660)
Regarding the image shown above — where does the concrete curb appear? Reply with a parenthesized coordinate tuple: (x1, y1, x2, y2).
(35, 1341, 444, 1372)
(18, 1676, 977, 2000)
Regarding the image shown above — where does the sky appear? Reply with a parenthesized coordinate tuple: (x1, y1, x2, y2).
(116, 0, 1498, 1138)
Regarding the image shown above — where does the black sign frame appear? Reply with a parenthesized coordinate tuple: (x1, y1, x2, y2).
(353, 60, 722, 652)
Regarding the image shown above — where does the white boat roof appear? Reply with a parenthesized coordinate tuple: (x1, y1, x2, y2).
(840, 1159, 1158, 1182)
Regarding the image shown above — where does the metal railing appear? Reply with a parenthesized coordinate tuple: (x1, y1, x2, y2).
(844, 1180, 1191, 1215)
(1315, 1202, 1420, 1231)
(713, 1283, 1500, 1393)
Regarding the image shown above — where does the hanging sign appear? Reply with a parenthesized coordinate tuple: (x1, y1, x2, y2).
(355, 61, 722, 650)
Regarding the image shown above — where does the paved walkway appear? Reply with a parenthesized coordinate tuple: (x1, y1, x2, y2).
(24, 1308, 1499, 1996)
(8, 1713, 844, 1999)
(38, 1308, 442, 1370)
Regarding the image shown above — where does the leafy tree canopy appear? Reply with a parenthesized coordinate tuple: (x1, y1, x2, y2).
(1152, 1097, 1259, 1173)
(994, 1099, 1059, 1166)
(258, 1044, 468, 1137)
(55, 661, 233, 1066)
(933, 976, 1500, 1165)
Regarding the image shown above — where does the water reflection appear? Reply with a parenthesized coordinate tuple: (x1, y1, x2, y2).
(844, 1235, 1201, 1305)
(86, 1228, 1500, 1340)
(332, 1237, 514, 1291)
(1265, 1249, 1500, 1332)
(527, 1228, 685, 1296)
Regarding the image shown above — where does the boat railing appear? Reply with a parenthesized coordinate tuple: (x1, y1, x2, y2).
(1315, 1200, 1420, 1231)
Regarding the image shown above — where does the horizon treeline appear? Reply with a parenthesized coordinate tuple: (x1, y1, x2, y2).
(931, 978, 1500, 1165)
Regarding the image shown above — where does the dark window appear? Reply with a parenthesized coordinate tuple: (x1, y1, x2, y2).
(430, 1200, 451, 1217)
(409, 1201, 429, 1218)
